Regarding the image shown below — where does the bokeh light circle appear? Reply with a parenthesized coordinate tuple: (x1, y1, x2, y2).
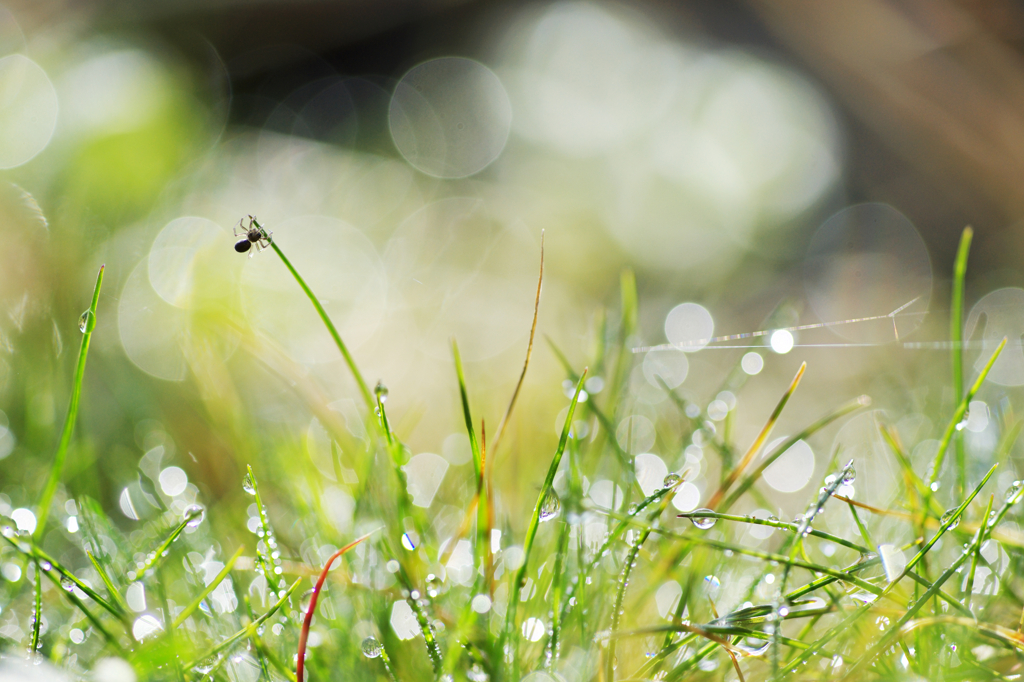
(0, 55, 58, 168)
(664, 302, 713, 351)
(389, 57, 511, 178)
(804, 203, 931, 343)
(761, 437, 814, 493)
(965, 288, 1024, 386)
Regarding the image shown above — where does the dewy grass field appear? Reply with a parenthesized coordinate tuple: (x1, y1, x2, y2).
(2, 215, 1024, 681)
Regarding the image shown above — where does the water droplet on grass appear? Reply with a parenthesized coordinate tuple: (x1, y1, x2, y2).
(539, 489, 561, 522)
(1006, 480, 1023, 502)
(78, 309, 95, 333)
(690, 509, 716, 529)
(242, 473, 256, 495)
(375, 381, 389, 402)
(940, 508, 960, 530)
(663, 473, 681, 488)
(60, 576, 74, 591)
(183, 504, 205, 527)
(361, 635, 382, 658)
(842, 465, 857, 485)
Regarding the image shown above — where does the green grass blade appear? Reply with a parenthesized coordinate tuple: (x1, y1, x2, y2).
(451, 339, 482, 478)
(927, 337, 1006, 488)
(951, 227, 972, 499)
(172, 545, 244, 628)
(35, 264, 104, 541)
(86, 551, 131, 615)
(709, 362, 807, 509)
(30, 562, 42, 654)
(188, 577, 302, 668)
(266, 234, 373, 412)
(130, 507, 205, 582)
(504, 367, 587, 678)
(718, 395, 870, 512)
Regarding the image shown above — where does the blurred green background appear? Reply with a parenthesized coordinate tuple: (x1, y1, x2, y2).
(2, 0, 1024, 619)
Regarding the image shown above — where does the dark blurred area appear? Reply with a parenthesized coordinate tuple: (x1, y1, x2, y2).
(50, 0, 1024, 277)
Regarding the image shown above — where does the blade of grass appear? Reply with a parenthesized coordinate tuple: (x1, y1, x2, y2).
(297, 530, 375, 682)
(951, 227, 972, 499)
(927, 338, 1005, 489)
(717, 395, 870, 512)
(492, 230, 544, 455)
(189, 577, 302, 669)
(504, 367, 587, 679)
(172, 545, 244, 629)
(963, 495, 994, 606)
(35, 264, 104, 541)
(785, 462, 997, 677)
(30, 562, 41, 655)
(130, 506, 205, 582)
(86, 551, 130, 616)
(840, 464, 1015, 679)
(263, 225, 373, 412)
(708, 362, 807, 510)
(606, 490, 676, 682)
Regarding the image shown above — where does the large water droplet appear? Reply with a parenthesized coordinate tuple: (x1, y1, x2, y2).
(940, 508, 960, 530)
(362, 635, 382, 658)
(375, 380, 389, 403)
(60, 576, 75, 592)
(242, 473, 256, 495)
(690, 509, 716, 530)
(663, 473, 681, 488)
(539, 489, 561, 522)
(183, 504, 206, 527)
(841, 465, 857, 486)
(1006, 480, 1023, 503)
(78, 309, 95, 333)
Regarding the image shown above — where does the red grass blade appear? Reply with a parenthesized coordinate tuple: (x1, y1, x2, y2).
(297, 530, 377, 682)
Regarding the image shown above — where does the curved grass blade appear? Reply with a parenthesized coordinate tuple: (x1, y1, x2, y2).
(297, 530, 374, 682)
(35, 264, 104, 541)
(265, 227, 373, 412)
(491, 230, 544, 455)
(504, 367, 587, 679)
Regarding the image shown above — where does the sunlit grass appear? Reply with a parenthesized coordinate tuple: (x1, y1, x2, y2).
(4, 226, 1024, 682)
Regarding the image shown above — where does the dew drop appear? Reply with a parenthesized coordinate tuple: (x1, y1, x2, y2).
(539, 489, 561, 522)
(690, 509, 716, 530)
(1006, 480, 1023, 503)
(38, 560, 51, 571)
(841, 465, 857, 486)
(361, 635, 382, 658)
(78, 309, 95, 334)
(375, 380, 389, 403)
(183, 504, 206, 527)
(60, 576, 74, 591)
(940, 508, 960, 530)
(663, 473, 681, 488)
(242, 473, 256, 495)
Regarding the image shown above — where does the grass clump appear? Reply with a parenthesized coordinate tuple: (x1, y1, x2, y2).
(3, 224, 1024, 682)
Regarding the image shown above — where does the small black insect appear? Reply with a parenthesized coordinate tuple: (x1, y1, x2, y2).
(234, 215, 273, 256)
